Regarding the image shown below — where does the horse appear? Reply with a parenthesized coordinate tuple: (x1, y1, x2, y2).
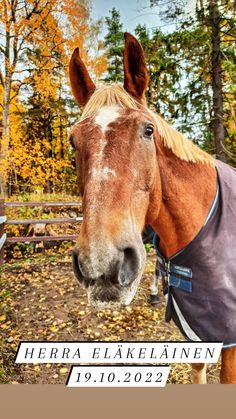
(69, 32, 236, 384)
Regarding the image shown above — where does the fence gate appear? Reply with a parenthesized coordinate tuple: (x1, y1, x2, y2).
(0, 199, 82, 266)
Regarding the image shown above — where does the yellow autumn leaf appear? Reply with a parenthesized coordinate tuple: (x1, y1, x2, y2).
(152, 312, 159, 321)
(1, 323, 10, 329)
(49, 326, 59, 333)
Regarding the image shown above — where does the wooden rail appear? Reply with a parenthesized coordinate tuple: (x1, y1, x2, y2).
(0, 199, 82, 265)
(4, 201, 81, 208)
(6, 217, 83, 225)
(7, 235, 78, 243)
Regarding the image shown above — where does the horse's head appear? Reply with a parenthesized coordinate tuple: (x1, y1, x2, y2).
(69, 33, 161, 308)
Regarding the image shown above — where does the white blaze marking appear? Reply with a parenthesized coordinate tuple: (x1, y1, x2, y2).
(92, 167, 116, 180)
(90, 105, 120, 186)
(94, 105, 120, 133)
(86, 106, 120, 270)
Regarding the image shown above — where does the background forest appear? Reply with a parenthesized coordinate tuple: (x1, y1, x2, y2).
(0, 0, 235, 197)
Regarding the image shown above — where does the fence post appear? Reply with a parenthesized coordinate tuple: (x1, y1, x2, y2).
(0, 198, 5, 265)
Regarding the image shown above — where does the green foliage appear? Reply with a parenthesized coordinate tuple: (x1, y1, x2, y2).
(104, 8, 124, 82)
(145, 243, 152, 253)
(135, 25, 181, 118)
(135, 22, 214, 146)
(147, 0, 236, 163)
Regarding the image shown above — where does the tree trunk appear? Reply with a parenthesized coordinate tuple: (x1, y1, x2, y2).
(209, 0, 226, 162)
(0, 77, 11, 196)
(0, 3, 11, 196)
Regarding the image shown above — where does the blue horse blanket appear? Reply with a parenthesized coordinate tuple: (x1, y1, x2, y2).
(154, 160, 236, 347)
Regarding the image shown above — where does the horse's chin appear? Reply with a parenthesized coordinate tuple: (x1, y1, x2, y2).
(87, 276, 141, 309)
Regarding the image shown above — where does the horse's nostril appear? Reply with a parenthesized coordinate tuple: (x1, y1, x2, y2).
(118, 247, 140, 286)
(89, 279, 96, 286)
(119, 272, 126, 286)
(124, 247, 139, 267)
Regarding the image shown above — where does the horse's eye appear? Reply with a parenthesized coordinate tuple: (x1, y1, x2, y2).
(144, 125, 154, 139)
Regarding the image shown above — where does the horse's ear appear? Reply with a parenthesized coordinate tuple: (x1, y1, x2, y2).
(123, 32, 148, 101)
(69, 48, 96, 106)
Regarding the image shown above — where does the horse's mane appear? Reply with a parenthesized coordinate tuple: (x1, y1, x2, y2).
(80, 84, 215, 167)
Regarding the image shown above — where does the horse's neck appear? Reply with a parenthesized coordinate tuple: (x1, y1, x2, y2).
(147, 147, 217, 259)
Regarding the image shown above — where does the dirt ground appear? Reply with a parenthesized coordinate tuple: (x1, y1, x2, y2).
(0, 247, 221, 384)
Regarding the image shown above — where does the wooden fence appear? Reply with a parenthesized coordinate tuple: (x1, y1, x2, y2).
(0, 199, 83, 265)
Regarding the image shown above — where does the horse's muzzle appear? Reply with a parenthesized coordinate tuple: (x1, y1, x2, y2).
(72, 245, 142, 290)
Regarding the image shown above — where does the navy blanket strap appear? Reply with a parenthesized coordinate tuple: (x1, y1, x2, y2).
(153, 160, 236, 348)
(156, 253, 192, 293)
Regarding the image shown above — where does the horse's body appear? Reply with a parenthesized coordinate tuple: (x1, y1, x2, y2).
(69, 33, 236, 383)
(155, 159, 236, 345)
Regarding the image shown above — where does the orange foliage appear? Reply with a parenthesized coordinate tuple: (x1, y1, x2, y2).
(0, 0, 107, 195)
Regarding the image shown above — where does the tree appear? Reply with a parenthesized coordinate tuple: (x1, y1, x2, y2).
(104, 8, 124, 82)
(135, 25, 182, 117)
(149, 0, 236, 163)
(0, 0, 60, 194)
(0, 0, 107, 195)
(209, 0, 225, 161)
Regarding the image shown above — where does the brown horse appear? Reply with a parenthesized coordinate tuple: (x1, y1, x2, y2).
(69, 33, 236, 384)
